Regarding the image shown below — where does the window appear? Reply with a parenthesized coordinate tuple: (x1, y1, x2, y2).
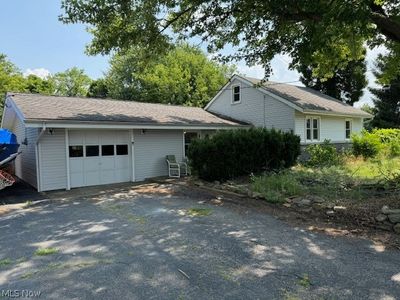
(232, 85, 241, 103)
(306, 117, 320, 141)
(184, 132, 199, 156)
(306, 119, 311, 140)
(116, 144, 128, 155)
(69, 146, 83, 157)
(345, 120, 352, 139)
(86, 145, 99, 157)
(101, 145, 114, 156)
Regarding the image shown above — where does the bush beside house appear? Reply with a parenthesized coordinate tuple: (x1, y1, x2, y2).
(352, 129, 400, 158)
(187, 128, 301, 181)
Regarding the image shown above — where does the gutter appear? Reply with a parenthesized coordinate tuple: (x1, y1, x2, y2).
(35, 122, 46, 192)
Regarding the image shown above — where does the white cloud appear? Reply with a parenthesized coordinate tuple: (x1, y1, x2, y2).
(23, 68, 51, 79)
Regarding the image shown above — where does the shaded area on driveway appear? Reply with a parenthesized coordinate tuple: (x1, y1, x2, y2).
(0, 180, 43, 205)
(0, 182, 399, 299)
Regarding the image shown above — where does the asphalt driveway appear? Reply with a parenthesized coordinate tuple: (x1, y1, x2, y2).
(0, 183, 399, 299)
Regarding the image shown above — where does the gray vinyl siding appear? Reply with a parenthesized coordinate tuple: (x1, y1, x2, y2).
(207, 79, 295, 131)
(2, 105, 38, 188)
(134, 129, 184, 181)
(39, 129, 67, 191)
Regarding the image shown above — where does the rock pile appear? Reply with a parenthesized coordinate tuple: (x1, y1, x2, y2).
(377, 206, 400, 233)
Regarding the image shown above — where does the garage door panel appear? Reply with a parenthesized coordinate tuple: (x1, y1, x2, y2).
(71, 173, 84, 188)
(84, 158, 100, 171)
(70, 159, 84, 174)
(69, 130, 131, 188)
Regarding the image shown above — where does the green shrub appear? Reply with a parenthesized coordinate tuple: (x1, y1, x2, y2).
(352, 131, 382, 158)
(305, 139, 343, 167)
(352, 129, 400, 158)
(187, 128, 301, 181)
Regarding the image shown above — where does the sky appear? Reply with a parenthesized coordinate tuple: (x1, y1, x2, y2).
(0, 0, 383, 107)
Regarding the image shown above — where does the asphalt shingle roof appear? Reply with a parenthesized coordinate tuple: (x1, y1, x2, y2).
(244, 76, 372, 118)
(8, 93, 244, 127)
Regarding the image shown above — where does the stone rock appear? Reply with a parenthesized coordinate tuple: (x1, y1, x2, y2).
(308, 195, 325, 203)
(394, 224, 400, 234)
(283, 203, 291, 208)
(252, 192, 263, 199)
(293, 198, 312, 207)
(326, 210, 335, 216)
(247, 190, 253, 197)
(333, 206, 347, 212)
(388, 214, 400, 224)
(381, 206, 400, 215)
(299, 207, 312, 213)
(325, 203, 335, 209)
(375, 214, 388, 222)
(195, 181, 204, 186)
(213, 181, 221, 186)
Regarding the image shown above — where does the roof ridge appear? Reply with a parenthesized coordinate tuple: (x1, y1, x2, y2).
(7, 92, 204, 110)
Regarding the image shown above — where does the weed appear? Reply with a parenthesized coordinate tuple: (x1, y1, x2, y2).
(35, 248, 58, 256)
(24, 201, 33, 208)
(298, 274, 311, 288)
(187, 208, 212, 216)
(0, 258, 12, 267)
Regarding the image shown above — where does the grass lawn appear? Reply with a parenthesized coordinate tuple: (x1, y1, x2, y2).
(251, 156, 400, 203)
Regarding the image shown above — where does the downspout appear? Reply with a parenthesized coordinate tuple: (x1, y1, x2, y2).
(263, 95, 266, 128)
(35, 123, 46, 192)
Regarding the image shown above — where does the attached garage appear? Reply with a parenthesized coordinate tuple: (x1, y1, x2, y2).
(1, 93, 246, 192)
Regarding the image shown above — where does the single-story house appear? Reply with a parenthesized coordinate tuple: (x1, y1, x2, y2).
(206, 75, 372, 145)
(1, 92, 246, 192)
(1, 75, 371, 192)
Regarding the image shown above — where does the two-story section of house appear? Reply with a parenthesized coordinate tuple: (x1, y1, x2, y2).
(206, 75, 372, 145)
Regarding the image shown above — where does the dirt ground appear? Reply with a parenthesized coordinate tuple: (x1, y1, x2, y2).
(181, 180, 400, 250)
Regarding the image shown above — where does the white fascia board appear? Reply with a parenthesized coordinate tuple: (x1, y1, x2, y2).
(1, 96, 26, 127)
(301, 110, 370, 119)
(24, 121, 249, 130)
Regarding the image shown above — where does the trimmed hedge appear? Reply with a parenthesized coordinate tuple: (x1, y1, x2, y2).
(187, 128, 301, 181)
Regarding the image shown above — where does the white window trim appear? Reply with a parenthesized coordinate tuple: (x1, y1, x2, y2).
(345, 119, 352, 140)
(305, 116, 321, 142)
(231, 84, 241, 104)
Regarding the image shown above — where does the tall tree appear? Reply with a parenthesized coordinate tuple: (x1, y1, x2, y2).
(52, 67, 92, 97)
(60, 0, 400, 81)
(369, 82, 400, 129)
(106, 44, 235, 107)
(0, 54, 25, 115)
(87, 78, 108, 98)
(298, 59, 368, 106)
(24, 74, 54, 95)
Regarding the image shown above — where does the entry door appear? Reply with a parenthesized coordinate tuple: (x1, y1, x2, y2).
(68, 130, 131, 188)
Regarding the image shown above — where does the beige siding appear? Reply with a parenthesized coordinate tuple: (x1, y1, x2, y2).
(207, 79, 295, 131)
(134, 130, 184, 181)
(2, 105, 38, 188)
(294, 112, 364, 144)
(39, 129, 67, 191)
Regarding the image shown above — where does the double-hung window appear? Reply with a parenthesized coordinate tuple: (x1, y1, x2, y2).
(345, 120, 352, 140)
(306, 117, 320, 142)
(232, 85, 241, 103)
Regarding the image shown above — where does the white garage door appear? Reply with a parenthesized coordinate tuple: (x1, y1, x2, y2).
(68, 130, 131, 188)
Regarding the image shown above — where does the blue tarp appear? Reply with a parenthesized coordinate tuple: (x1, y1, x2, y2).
(0, 129, 20, 162)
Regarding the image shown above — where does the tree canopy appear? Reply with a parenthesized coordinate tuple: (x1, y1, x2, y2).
(298, 58, 368, 106)
(52, 67, 92, 97)
(105, 44, 234, 107)
(60, 0, 400, 81)
(369, 59, 400, 128)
